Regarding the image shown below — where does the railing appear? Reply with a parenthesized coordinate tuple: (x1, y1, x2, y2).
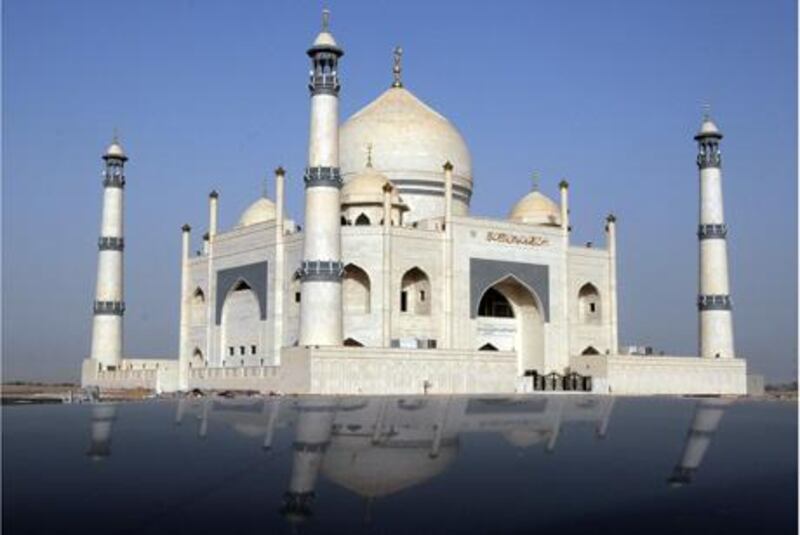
(190, 366, 280, 380)
(524, 371, 593, 392)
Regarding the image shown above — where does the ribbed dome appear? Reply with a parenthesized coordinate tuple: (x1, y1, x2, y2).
(341, 166, 406, 209)
(509, 191, 562, 227)
(237, 197, 276, 227)
(340, 87, 472, 221)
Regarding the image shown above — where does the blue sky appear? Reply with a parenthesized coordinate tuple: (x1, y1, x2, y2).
(3, 0, 797, 381)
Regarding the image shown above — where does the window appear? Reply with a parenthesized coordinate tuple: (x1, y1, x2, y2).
(420, 290, 426, 302)
(355, 213, 370, 226)
(400, 267, 431, 315)
(400, 291, 408, 312)
(478, 288, 514, 318)
(229, 347, 234, 356)
(295, 292, 301, 303)
(590, 303, 596, 313)
(239, 346, 245, 355)
(251, 345, 257, 355)
(578, 283, 601, 324)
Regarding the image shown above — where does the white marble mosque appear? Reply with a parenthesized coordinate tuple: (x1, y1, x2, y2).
(81, 11, 747, 395)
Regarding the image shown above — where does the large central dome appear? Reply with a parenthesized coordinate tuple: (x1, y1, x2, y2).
(340, 87, 472, 222)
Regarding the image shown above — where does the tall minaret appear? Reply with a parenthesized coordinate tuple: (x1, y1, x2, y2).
(299, 10, 344, 346)
(695, 113, 735, 359)
(89, 136, 127, 370)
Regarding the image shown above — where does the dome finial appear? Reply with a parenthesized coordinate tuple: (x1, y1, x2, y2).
(531, 170, 540, 192)
(112, 127, 120, 144)
(366, 143, 373, 168)
(392, 46, 403, 88)
(321, 8, 330, 32)
(702, 103, 711, 121)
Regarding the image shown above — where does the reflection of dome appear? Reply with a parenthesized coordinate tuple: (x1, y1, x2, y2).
(340, 87, 472, 221)
(237, 197, 276, 227)
(322, 435, 457, 498)
(341, 166, 406, 210)
(502, 429, 551, 448)
(509, 191, 562, 226)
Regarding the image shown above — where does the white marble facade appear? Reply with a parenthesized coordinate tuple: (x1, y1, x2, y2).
(82, 11, 747, 396)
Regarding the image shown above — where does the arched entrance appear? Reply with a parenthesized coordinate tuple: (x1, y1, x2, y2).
(220, 280, 261, 366)
(477, 276, 545, 374)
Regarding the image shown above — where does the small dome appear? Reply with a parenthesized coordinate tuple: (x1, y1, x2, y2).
(509, 190, 562, 226)
(696, 116, 723, 139)
(312, 31, 338, 49)
(104, 140, 127, 160)
(341, 166, 407, 210)
(237, 197, 276, 227)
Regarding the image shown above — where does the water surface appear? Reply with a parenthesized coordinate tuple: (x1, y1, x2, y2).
(3, 395, 796, 534)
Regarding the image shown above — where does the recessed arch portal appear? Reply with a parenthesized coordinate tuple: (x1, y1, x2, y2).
(400, 267, 431, 315)
(578, 283, 601, 324)
(476, 275, 545, 374)
(343, 264, 371, 314)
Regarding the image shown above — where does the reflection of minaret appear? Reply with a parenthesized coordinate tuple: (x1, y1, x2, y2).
(87, 404, 117, 460)
(198, 398, 210, 439)
(175, 398, 187, 426)
(263, 398, 282, 451)
(668, 399, 732, 486)
(282, 399, 337, 523)
(595, 398, 615, 439)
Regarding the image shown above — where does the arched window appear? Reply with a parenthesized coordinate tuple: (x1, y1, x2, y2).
(478, 288, 515, 318)
(191, 347, 204, 367)
(400, 267, 431, 315)
(479, 342, 499, 351)
(340, 216, 348, 226)
(190, 288, 206, 326)
(343, 337, 364, 347)
(355, 213, 371, 226)
(343, 264, 371, 314)
(581, 346, 600, 355)
(192, 288, 205, 304)
(578, 283, 601, 324)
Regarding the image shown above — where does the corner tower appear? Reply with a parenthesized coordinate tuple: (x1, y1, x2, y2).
(89, 136, 127, 369)
(695, 113, 735, 359)
(299, 10, 344, 346)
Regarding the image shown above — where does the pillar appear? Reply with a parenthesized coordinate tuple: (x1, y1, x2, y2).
(605, 214, 619, 354)
(442, 161, 454, 349)
(273, 167, 286, 364)
(178, 224, 192, 389)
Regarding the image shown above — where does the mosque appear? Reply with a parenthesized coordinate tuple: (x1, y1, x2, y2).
(81, 11, 747, 395)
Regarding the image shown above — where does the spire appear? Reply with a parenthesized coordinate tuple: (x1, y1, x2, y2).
(321, 8, 330, 32)
(392, 46, 403, 88)
(531, 170, 540, 192)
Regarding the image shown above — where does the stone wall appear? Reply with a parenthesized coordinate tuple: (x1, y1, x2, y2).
(570, 354, 747, 395)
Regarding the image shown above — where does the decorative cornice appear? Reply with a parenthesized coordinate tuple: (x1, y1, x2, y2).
(698, 294, 732, 311)
(303, 166, 342, 189)
(93, 300, 125, 315)
(98, 237, 124, 251)
(299, 260, 343, 282)
(698, 223, 727, 240)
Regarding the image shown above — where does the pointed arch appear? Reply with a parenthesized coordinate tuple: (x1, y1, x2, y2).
(192, 287, 205, 304)
(343, 263, 371, 314)
(578, 282, 601, 324)
(400, 267, 431, 315)
(581, 346, 600, 355)
(479, 342, 499, 351)
(478, 287, 514, 318)
(220, 281, 260, 366)
(355, 213, 371, 226)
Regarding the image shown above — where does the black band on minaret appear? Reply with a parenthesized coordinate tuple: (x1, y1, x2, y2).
(93, 300, 126, 315)
(98, 237, 125, 251)
(696, 139, 722, 169)
(308, 48, 342, 96)
(697, 294, 732, 311)
(697, 224, 727, 240)
(303, 166, 342, 188)
(103, 173, 126, 188)
(298, 261, 343, 282)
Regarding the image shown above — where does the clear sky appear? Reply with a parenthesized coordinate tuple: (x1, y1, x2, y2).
(3, 0, 797, 382)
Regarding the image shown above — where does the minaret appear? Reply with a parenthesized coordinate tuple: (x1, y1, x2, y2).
(89, 136, 127, 370)
(695, 113, 735, 359)
(178, 224, 191, 389)
(299, 10, 344, 346)
(605, 214, 619, 354)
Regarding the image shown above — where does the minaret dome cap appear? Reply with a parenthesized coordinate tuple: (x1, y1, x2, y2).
(695, 117, 723, 140)
(308, 9, 343, 56)
(103, 139, 127, 161)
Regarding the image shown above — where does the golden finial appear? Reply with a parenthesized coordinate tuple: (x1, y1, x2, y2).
(531, 170, 540, 191)
(392, 46, 403, 88)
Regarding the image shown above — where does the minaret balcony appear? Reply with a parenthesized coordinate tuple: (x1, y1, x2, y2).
(93, 300, 126, 316)
(697, 224, 727, 240)
(98, 237, 125, 251)
(308, 74, 340, 95)
(697, 294, 732, 311)
(298, 260, 344, 282)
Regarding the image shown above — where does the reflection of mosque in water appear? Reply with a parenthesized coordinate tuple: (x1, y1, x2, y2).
(87, 396, 731, 518)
